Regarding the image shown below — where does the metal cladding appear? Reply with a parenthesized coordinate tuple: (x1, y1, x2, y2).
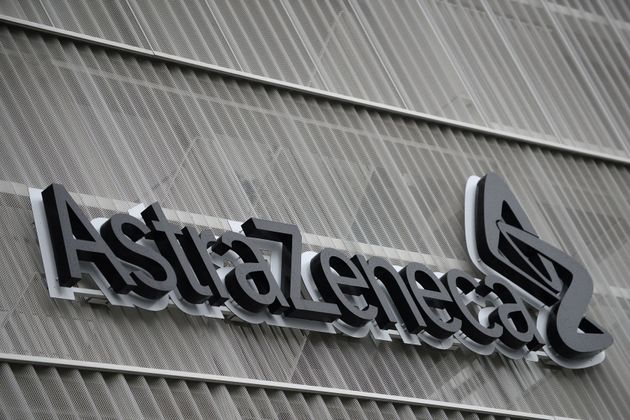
(3, 0, 630, 156)
(1, 1, 630, 419)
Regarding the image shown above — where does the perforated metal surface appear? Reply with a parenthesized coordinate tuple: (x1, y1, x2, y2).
(1, 0, 629, 157)
(0, 362, 548, 419)
(0, 22, 629, 418)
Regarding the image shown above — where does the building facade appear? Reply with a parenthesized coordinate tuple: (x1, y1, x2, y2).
(1, 1, 630, 418)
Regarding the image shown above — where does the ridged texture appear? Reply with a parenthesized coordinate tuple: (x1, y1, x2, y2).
(1, 0, 630, 157)
(0, 363, 527, 419)
(1, 24, 630, 418)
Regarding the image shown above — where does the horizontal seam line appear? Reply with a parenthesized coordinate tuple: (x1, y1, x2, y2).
(0, 13, 628, 169)
(0, 352, 553, 419)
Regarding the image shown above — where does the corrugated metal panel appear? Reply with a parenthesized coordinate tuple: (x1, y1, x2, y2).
(483, 0, 627, 152)
(1, 0, 628, 157)
(127, 0, 239, 69)
(0, 362, 538, 419)
(543, 0, 630, 148)
(348, 0, 484, 125)
(0, 23, 630, 419)
(0, 0, 51, 26)
(33, 0, 150, 48)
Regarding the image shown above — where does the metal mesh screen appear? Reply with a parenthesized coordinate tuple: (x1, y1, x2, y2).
(0, 24, 630, 419)
(1, 0, 629, 157)
(0, 363, 530, 419)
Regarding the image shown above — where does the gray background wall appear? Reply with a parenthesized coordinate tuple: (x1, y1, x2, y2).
(0, 1, 629, 419)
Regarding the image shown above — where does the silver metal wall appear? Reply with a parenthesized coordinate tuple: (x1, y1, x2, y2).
(0, 2, 629, 419)
(0, 23, 629, 419)
(0, 363, 536, 419)
(2, 0, 630, 157)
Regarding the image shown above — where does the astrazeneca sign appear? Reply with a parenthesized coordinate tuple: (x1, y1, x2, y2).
(30, 173, 612, 369)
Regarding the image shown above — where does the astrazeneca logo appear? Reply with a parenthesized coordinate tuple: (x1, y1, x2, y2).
(30, 173, 612, 369)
